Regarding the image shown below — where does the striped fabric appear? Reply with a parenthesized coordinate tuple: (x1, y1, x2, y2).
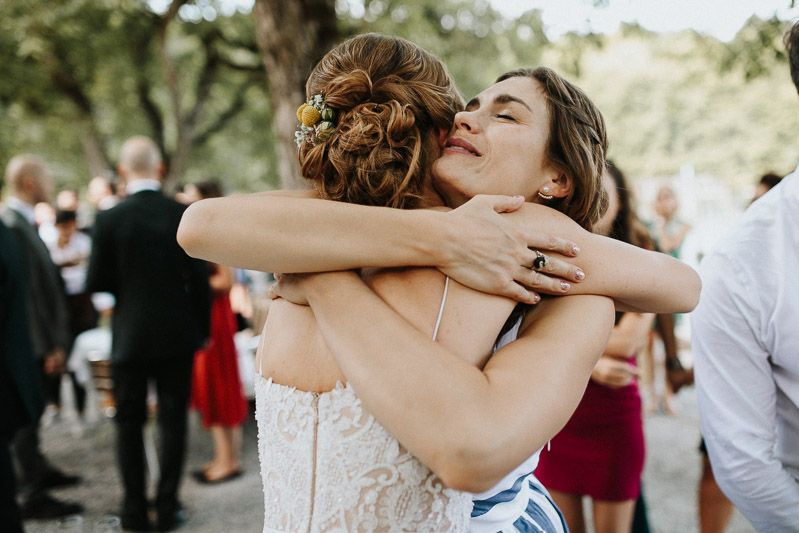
(470, 314, 568, 531)
(471, 470, 567, 533)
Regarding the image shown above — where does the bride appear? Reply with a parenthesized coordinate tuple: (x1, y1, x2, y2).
(179, 34, 700, 532)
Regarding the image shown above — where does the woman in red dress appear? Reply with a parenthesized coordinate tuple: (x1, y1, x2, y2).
(185, 181, 248, 483)
(536, 162, 653, 533)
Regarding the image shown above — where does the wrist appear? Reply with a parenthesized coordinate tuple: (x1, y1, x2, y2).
(416, 209, 457, 269)
(304, 270, 361, 305)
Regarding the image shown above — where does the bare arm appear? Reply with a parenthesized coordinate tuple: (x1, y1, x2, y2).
(178, 192, 700, 312)
(272, 270, 615, 492)
(497, 204, 701, 313)
(177, 191, 583, 302)
(590, 312, 653, 389)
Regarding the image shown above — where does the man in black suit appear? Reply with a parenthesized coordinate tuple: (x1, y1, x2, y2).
(0, 217, 45, 533)
(1, 155, 83, 520)
(86, 136, 210, 532)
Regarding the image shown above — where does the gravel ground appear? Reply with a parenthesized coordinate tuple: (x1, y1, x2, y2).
(22, 380, 755, 533)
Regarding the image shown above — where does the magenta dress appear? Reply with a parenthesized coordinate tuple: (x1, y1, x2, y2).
(535, 356, 645, 501)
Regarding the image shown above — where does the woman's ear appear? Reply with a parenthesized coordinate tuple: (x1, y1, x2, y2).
(548, 173, 572, 198)
(437, 127, 449, 149)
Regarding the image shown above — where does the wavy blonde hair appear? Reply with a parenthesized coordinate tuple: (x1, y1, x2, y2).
(299, 33, 463, 209)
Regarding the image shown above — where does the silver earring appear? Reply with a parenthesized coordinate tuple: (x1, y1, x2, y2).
(538, 186, 553, 200)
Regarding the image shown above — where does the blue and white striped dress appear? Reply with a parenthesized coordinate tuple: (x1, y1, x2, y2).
(469, 317, 569, 533)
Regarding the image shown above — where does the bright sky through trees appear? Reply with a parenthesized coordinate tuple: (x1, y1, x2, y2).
(487, 0, 799, 41)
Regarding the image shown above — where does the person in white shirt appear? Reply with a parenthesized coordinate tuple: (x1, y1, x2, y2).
(691, 21, 799, 532)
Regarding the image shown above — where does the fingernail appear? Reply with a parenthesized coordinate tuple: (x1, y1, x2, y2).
(532, 293, 540, 303)
(560, 281, 570, 291)
(572, 245, 580, 255)
(513, 195, 525, 201)
(575, 269, 585, 281)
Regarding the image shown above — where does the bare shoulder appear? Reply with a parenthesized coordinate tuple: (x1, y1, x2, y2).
(256, 189, 319, 198)
(364, 267, 517, 367)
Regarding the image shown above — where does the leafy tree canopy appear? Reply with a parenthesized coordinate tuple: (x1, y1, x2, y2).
(1, 0, 797, 198)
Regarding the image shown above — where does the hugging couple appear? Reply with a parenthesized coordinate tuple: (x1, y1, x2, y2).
(178, 33, 700, 533)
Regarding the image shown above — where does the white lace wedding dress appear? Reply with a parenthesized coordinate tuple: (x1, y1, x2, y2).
(255, 278, 471, 532)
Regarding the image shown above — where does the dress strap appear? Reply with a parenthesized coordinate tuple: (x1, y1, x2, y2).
(432, 276, 450, 341)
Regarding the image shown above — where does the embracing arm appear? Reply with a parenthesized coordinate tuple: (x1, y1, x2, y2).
(177, 192, 582, 300)
(273, 271, 614, 492)
(499, 204, 701, 313)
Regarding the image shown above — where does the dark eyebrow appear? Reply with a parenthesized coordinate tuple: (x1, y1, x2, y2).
(464, 94, 532, 113)
(494, 93, 532, 112)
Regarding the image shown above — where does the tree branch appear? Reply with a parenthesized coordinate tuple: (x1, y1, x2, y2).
(193, 79, 257, 146)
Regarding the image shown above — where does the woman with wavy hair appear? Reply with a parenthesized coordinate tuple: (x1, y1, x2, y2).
(179, 34, 699, 532)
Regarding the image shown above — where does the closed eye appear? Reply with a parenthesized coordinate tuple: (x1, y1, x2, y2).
(496, 114, 515, 121)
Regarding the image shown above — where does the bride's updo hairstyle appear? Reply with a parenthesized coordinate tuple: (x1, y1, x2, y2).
(298, 33, 462, 209)
(496, 67, 608, 231)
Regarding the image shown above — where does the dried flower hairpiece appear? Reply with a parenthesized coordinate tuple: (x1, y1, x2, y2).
(295, 94, 336, 148)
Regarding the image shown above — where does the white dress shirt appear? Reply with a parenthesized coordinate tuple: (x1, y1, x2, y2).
(126, 178, 161, 195)
(692, 165, 799, 532)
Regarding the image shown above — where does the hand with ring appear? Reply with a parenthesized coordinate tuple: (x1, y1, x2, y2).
(440, 195, 586, 305)
(532, 250, 548, 271)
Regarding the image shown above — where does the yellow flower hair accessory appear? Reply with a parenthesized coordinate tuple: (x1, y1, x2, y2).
(295, 94, 336, 148)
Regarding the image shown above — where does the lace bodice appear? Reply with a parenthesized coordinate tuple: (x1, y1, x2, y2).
(255, 378, 471, 532)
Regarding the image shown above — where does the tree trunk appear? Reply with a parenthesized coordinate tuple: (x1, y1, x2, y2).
(252, 0, 339, 189)
(76, 117, 112, 178)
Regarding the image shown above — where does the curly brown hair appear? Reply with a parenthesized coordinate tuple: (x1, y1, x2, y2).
(496, 67, 608, 231)
(298, 33, 463, 209)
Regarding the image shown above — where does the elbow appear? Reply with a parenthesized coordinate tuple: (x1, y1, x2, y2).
(177, 203, 205, 258)
(433, 434, 507, 493)
(682, 269, 702, 313)
(437, 459, 503, 494)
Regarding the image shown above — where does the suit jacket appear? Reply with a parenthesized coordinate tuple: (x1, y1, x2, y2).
(86, 189, 210, 363)
(0, 219, 45, 436)
(0, 205, 69, 360)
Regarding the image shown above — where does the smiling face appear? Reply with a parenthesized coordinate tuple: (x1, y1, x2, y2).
(431, 76, 560, 207)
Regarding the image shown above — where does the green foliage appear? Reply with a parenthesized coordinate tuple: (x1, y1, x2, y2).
(561, 22, 799, 191)
(336, 0, 549, 100)
(2, 0, 798, 198)
(0, 0, 278, 193)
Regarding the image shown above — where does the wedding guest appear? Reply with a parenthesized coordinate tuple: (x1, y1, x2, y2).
(183, 181, 248, 485)
(643, 184, 692, 415)
(692, 20, 799, 532)
(1, 155, 83, 519)
(695, 168, 786, 533)
(87, 136, 210, 531)
(42, 209, 98, 415)
(0, 217, 46, 533)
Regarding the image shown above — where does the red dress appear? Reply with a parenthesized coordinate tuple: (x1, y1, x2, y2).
(535, 356, 645, 501)
(191, 292, 248, 427)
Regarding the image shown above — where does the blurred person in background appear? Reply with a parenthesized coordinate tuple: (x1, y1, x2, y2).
(182, 180, 248, 485)
(42, 208, 98, 418)
(1, 215, 46, 533)
(0, 155, 83, 519)
(86, 174, 121, 230)
(87, 136, 210, 531)
(749, 171, 783, 205)
(644, 184, 692, 415)
(695, 167, 787, 533)
(692, 20, 799, 532)
(536, 161, 653, 533)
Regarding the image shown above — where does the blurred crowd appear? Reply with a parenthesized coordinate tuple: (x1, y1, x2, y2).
(0, 141, 273, 532)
